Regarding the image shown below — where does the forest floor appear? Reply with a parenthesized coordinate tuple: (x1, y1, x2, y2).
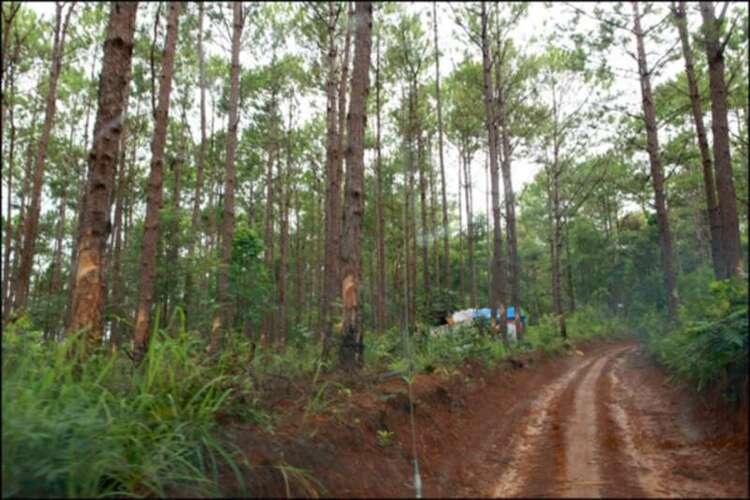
(217, 339, 748, 498)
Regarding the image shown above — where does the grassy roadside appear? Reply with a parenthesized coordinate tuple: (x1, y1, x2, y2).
(1, 305, 632, 498)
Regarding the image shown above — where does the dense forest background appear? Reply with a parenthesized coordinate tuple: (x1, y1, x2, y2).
(1, 1, 747, 497)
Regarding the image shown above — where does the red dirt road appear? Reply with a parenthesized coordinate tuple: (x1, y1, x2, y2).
(223, 340, 748, 498)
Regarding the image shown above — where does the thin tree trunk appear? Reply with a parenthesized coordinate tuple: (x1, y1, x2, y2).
(418, 131, 431, 308)
(209, 2, 243, 353)
(14, 2, 76, 315)
(458, 145, 466, 307)
(480, 1, 506, 339)
(699, 1, 742, 279)
(133, 2, 181, 362)
(429, 133, 440, 290)
(185, 2, 207, 321)
(463, 146, 477, 309)
(672, 1, 723, 278)
(408, 87, 418, 326)
(2, 47, 17, 314)
(632, 1, 679, 320)
(110, 98, 138, 348)
(374, 31, 386, 332)
(496, 40, 521, 341)
(277, 104, 293, 349)
(67, 2, 137, 348)
(433, 1, 450, 291)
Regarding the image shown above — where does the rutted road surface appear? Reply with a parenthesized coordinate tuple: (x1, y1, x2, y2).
(422, 341, 748, 498)
(222, 340, 747, 498)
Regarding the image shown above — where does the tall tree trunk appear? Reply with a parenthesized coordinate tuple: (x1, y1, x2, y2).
(67, 2, 137, 348)
(429, 133, 440, 290)
(185, 2, 207, 321)
(496, 42, 521, 341)
(277, 105, 293, 350)
(672, 1, 723, 278)
(458, 145, 466, 307)
(209, 2, 243, 353)
(632, 1, 679, 320)
(699, 1, 742, 279)
(338, 0, 372, 368)
(564, 224, 576, 313)
(320, 2, 342, 352)
(14, 2, 76, 315)
(480, 1, 507, 339)
(418, 131, 431, 308)
(407, 87, 418, 326)
(374, 31, 386, 332)
(463, 147, 477, 309)
(2, 46, 17, 314)
(133, 2, 181, 362)
(110, 97, 138, 348)
(433, 1, 451, 291)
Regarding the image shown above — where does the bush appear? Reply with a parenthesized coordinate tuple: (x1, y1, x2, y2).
(650, 278, 748, 400)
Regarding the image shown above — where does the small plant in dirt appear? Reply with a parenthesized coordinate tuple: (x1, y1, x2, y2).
(376, 429, 395, 447)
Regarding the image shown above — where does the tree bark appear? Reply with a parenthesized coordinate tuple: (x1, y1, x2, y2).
(632, 1, 679, 320)
(67, 2, 137, 349)
(433, 1, 451, 291)
(418, 131, 431, 308)
(480, 1, 507, 339)
(338, 0, 372, 369)
(496, 39, 521, 341)
(699, 1, 742, 279)
(14, 2, 76, 315)
(320, 2, 342, 352)
(209, 2, 243, 353)
(2, 44, 17, 314)
(374, 30, 386, 332)
(132, 2, 181, 363)
(672, 1, 723, 278)
(463, 145, 477, 309)
(457, 145, 466, 307)
(185, 2, 208, 320)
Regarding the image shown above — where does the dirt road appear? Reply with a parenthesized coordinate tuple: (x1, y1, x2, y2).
(425, 342, 747, 498)
(223, 340, 747, 498)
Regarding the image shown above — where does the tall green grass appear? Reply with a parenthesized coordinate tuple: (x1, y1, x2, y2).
(2, 324, 249, 498)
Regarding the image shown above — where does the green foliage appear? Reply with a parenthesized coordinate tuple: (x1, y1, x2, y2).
(649, 279, 749, 398)
(2, 327, 251, 498)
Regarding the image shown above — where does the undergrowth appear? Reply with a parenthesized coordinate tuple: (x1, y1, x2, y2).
(645, 277, 749, 402)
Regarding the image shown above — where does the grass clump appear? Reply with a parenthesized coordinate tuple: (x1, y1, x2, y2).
(2, 324, 250, 498)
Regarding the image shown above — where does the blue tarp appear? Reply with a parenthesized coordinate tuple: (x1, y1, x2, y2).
(472, 307, 526, 320)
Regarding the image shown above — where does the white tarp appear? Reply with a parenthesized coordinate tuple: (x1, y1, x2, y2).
(450, 308, 476, 324)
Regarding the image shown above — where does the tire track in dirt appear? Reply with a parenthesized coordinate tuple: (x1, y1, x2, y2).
(488, 345, 633, 498)
(488, 353, 600, 497)
(607, 348, 746, 498)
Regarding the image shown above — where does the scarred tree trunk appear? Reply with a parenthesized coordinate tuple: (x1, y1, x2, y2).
(133, 2, 181, 363)
(480, 1, 507, 340)
(338, 1, 372, 369)
(14, 2, 76, 315)
(632, 1, 679, 320)
(673, 1, 723, 279)
(699, 1, 742, 279)
(209, 2, 243, 353)
(433, 1, 450, 291)
(67, 2, 137, 348)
